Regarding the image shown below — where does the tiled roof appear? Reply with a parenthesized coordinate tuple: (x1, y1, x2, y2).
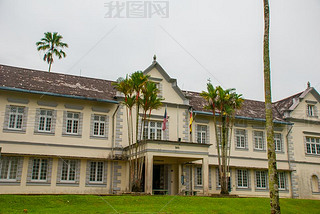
(0, 64, 117, 102)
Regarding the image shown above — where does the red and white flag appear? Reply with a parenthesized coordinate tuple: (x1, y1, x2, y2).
(162, 107, 168, 131)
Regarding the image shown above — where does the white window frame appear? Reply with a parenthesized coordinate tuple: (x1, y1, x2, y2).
(61, 160, 76, 182)
(143, 121, 163, 140)
(274, 133, 282, 152)
(38, 109, 53, 132)
(306, 137, 320, 155)
(307, 104, 315, 117)
(93, 115, 106, 137)
(0, 157, 19, 181)
(89, 161, 104, 183)
(197, 125, 207, 144)
(278, 172, 286, 190)
(254, 131, 264, 150)
(237, 169, 248, 188)
(235, 129, 246, 149)
(31, 158, 48, 182)
(255, 171, 267, 189)
(8, 106, 24, 130)
(66, 112, 80, 134)
(196, 167, 202, 186)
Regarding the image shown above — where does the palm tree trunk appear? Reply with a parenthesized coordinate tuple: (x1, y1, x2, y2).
(263, 0, 280, 213)
(48, 60, 52, 72)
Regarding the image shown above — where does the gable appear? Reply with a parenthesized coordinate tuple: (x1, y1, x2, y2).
(144, 61, 188, 105)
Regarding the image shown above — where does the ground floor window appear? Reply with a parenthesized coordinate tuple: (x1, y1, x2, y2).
(0, 157, 19, 181)
(31, 158, 48, 181)
(255, 171, 267, 189)
(278, 172, 286, 190)
(196, 167, 202, 186)
(237, 169, 248, 188)
(61, 159, 76, 182)
(89, 161, 104, 183)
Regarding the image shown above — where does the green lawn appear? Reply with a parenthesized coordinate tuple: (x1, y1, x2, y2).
(0, 195, 319, 214)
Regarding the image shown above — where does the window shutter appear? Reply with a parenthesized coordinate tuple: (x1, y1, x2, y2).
(16, 157, 24, 182)
(22, 107, 28, 132)
(86, 160, 90, 185)
(216, 168, 220, 188)
(245, 130, 248, 149)
(78, 113, 83, 136)
(314, 106, 318, 117)
(105, 115, 109, 139)
(90, 114, 95, 137)
(234, 129, 238, 148)
(194, 167, 197, 186)
(206, 125, 210, 144)
(158, 83, 163, 98)
(194, 125, 198, 143)
(103, 161, 108, 185)
(51, 110, 57, 134)
(62, 111, 67, 134)
(34, 108, 40, 132)
(306, 105, 309, 116)
(280, 133, 284, 152)
(47, 158, 53, 184)
(252, 131, 255, 149)
(138, 118, 142, 141)
(3, 105, 10, 130)
(56, 158, 63, 183)
(75, 160, 81, 184)
(236, 169, 239, 187)
(209, 166, 212, 189)
(26, 157, 34, 182)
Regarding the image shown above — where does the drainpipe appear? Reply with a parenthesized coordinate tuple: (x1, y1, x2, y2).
(285, 124, 294, 198)
(110, 104, 120, 194)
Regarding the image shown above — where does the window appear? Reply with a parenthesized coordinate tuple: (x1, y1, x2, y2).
(143, 121, 162, 140)
(93, 115, 106, 137)
(61, 160, 76, 182)
(237, 169, 248, 188)
(311, 175, 319, 192)
(66, 112, 79, 134)
(274, 133, 282, 152)
(254, 131, 264, 150)
(307, 105, 315, 117)
(8, 106, 24, 130)
(235, 129, 246, 149)
(0, 157, 19, 181)
(256, 171, 267, 189)
(90, 161, 104, 183)
(31, 159, 48, 181)
(306, 137, 320, 155)
(196, 167, 202, 186)
(278, 172, 286, 190)
(197, 125, 207, 144)
(38, 109, 53, 132)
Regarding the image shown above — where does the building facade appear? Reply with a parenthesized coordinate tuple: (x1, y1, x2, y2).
(0, 60, 319, 199)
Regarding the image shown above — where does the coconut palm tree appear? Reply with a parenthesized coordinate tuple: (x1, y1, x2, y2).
(263, 0, 280, 213)
(201, 83, 243, 195)
(36, 32, 68, 72)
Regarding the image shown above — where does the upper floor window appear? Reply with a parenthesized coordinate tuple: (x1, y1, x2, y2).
(235, 129, 247, 149)
(274, 133, 282, 152)
(237, 169, 248, 188)
(38, 109, 53, 132)
(66, 112, 79, 134)
(93, 115, 106, 137)
(143, 121, 162, 140)
(255, 171, 267, 189)
(197, 125, 207, 144)
(254, 131, 264, 151)
(307, 104, 316, 117)
(89, 161, 104, 183)
(0, 156, 19, 181)
(8, 106, 24, 130)
(306, 137, 320, 155)
(31, 158, 48, 181)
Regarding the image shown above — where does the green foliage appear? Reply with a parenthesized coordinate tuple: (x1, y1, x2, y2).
(0, 195, 319, 214)
(36, 32, 68, 72)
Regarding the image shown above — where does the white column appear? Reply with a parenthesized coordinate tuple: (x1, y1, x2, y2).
(145, 154, 153, 194)
(203, 157, 209, 196)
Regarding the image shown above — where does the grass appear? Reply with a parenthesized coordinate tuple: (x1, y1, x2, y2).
(0, 195, 320, 214)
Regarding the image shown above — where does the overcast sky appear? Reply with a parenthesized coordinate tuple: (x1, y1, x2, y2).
(0, 0, 319, 101)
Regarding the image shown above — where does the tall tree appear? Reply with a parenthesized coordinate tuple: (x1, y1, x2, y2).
(201, 83, 243, 194)
(36, 32, 68, 72)
(263, 0, 281, 213)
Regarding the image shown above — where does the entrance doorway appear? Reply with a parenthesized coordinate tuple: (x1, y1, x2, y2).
(153, 164, 168, 195)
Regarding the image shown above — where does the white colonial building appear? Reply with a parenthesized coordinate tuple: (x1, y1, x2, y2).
(0, 59, 319, 199)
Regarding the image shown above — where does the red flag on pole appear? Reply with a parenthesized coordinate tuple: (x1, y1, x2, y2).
(162, 107, 168, 131)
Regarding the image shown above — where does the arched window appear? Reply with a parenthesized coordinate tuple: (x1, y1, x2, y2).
(311, 175, 319, 193)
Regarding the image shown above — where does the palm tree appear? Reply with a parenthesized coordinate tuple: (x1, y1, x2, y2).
(263, 0, 280, 213)
(36, 32, 68, 72)
(201, 83, 243, 195)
